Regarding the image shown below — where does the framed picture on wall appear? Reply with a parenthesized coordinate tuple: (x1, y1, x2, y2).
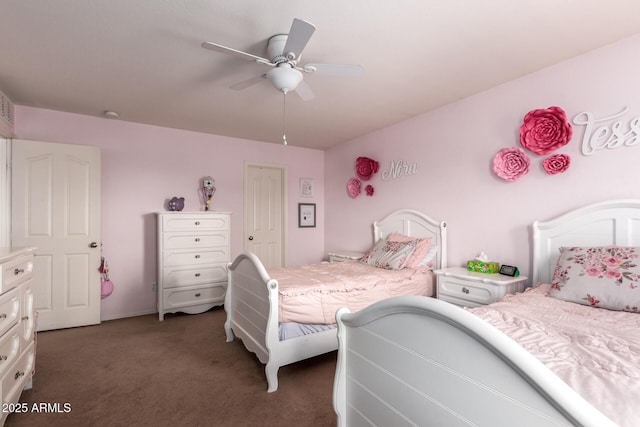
(299, 178, 314, 198)
(298, 203, 316, 228)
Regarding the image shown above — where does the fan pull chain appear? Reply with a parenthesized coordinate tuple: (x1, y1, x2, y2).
(282, 91, 288, 146)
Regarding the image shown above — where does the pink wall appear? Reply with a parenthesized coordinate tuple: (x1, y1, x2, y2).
(325, 34, 640, 280)
(13, 33, 640, 320)
(14, 108, 325, 320)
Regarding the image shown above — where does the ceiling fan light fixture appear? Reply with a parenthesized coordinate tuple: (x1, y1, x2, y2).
(266, 66, 303, 93)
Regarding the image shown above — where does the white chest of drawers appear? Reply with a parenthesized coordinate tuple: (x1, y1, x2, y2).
(0, 247, 36, 426)
(157, 212, 231, 321)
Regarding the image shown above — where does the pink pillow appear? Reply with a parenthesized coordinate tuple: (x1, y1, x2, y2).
(387, 233, 432, 269)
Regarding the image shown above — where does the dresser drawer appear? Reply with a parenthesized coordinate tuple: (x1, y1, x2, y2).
(20, 282, 34, 350)
(0, 288, 21, 339)
(438, 277, 495, 305)
(163, 247, 230, 267)
(1, 342, 35, 410)
(163, 231, 229, 249)
(163, 284, 226, 309)
(162, 265, 227, 288)
(0, 254, 33, 295)
(0, 324, 21, 380)
(162, 214, 230, 231)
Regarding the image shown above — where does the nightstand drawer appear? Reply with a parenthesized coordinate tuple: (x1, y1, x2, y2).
(438, 278, 494, 305)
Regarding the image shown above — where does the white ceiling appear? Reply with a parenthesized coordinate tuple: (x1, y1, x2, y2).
(2, 1, 640, 150)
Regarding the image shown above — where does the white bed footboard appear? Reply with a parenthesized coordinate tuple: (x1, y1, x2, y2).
(333, 296, 616, 427)
(226, 252, 338, 392)
(225, 253, 279, 377)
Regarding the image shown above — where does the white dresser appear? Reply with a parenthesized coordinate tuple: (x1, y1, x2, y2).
(157, 212, 231, 321)
(0, 247, 36, 426)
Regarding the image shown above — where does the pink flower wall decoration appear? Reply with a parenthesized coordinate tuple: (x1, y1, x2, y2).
(355, 157, 379, 181)
(542, 154, 571, 175)
(365, 185, 374, 196)
(520, 106, 573, 155)
(347, 178, 361, 198)
(493, 147, 530, 182)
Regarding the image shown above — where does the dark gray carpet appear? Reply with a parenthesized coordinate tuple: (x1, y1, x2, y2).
(5, 307, 336, 427)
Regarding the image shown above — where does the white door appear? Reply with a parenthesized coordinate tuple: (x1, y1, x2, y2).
(11, 139, 101, 331)
(245, 164, 285, 268)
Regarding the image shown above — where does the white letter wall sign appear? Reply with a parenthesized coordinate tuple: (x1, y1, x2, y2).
(381, 160, 419, 181)
(572, 106, 640, 156)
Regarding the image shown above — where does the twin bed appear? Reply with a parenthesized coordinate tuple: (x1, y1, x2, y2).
(224, 209, 447, 392)
(334, 199, 640, 427)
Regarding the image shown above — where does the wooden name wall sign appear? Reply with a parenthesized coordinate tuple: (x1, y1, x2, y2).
(381, 160, 419, 181)
(572, 106, 640, 156)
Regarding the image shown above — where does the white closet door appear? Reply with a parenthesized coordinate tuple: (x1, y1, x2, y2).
(245, 164, 285, 268)
(11, 139, 101, 331)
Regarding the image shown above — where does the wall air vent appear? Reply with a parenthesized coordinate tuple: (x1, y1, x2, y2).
(0, 89, 14, 136)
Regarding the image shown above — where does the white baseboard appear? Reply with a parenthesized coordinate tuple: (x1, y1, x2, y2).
(101, 309, 157, 322)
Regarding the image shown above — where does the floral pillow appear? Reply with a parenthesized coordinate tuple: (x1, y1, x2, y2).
(386, 233, 432, 269)
(360, 238, 418, 270)
(550, 246, 640, 312)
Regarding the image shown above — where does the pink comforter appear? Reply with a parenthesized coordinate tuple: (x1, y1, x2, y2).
(470, 284, 640, 427)
(270, 261, 435, 324)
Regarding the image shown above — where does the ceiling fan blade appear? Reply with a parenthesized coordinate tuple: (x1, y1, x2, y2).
(282, 18, 316, 60)
(303, 63, 365, 76)
(294, 80, 315, 101)
(201, 41, 270, 64)
(229, 74, 266, 90)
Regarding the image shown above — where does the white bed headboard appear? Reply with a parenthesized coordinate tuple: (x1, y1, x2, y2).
(532, 199, 640, 285)
(373, 209, 447, 268)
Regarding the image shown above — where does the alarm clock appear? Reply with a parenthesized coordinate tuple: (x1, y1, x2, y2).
(499, 264, 520, 277)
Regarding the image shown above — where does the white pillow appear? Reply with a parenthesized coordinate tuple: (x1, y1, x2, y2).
(418, 245, 438, 268)
(550, 246, 640, 312)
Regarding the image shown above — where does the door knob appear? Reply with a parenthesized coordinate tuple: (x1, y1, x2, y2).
(89, 242, 99, 248)
(248, 236, 254, 240)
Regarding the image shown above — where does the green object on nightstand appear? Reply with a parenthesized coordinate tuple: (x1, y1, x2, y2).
(467, 260, 500, 274)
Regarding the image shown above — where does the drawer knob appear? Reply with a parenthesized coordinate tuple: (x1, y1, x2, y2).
(462, 287, 470, 294)
(14, 370, 24, 380)
(195, 221, 200, 225)
(195, 255, 200, 259)
(195, 293, 201, 297)
(0, 313, 6, 319)
(14, 268, 24, 275)
(195, 273, 201, 277)
(0, 355, 7, 361)
(195, 238, 201, 242)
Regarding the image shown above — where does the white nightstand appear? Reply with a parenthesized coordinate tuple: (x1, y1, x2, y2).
(433, 266, 528, 307)
(328, 251, 365, 263)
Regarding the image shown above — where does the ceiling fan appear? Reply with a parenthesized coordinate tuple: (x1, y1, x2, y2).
(201, 18, 364, 100)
